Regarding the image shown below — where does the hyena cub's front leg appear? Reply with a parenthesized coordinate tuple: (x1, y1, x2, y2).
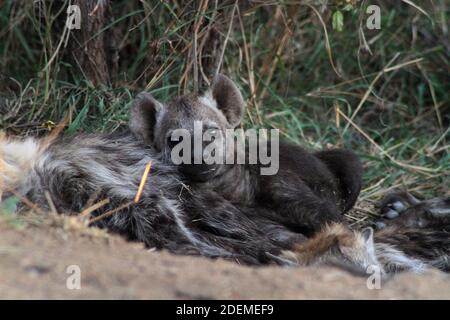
(375, 190, 450, 230)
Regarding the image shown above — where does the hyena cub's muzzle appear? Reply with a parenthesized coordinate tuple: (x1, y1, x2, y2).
(167, 128, 226, 182)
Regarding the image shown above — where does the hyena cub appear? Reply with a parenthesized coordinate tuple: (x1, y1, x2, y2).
(129, 74, 363, 235)
(282, 191, 450, 274)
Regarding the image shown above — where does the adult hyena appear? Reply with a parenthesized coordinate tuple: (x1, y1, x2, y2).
(0, 125, 303, 265)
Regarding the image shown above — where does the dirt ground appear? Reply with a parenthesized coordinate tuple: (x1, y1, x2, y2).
(1, 218, 450, 300)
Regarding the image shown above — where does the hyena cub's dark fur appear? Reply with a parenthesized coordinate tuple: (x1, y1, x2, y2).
(129, 74, 363, 235)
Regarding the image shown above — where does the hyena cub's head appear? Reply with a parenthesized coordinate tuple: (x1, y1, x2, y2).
(129, 74, 245, 181)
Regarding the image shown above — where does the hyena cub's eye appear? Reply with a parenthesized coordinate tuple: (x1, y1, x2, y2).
(205, 127, 219, 137)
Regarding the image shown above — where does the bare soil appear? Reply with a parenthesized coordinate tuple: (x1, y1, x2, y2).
(1, 218, 449, 300)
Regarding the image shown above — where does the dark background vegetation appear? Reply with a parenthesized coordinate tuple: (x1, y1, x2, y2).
(0, 0, 448, 214)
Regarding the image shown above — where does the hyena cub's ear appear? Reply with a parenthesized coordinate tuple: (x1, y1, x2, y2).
(129, 92, 163, 145)
(210, 74, 245, 128)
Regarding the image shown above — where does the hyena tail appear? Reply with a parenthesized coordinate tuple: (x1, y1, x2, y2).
(0, 136, 43, 198)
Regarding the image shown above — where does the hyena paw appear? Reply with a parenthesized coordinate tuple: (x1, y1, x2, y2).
(375, 192, 450, 230)
(374, 191, 421, 229)
(379, 191, 420, 219)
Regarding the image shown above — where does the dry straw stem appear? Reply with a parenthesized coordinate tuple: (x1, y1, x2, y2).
(236, 4, 262, 125)
(197, 1, 219, 86)
(7, 189, 44, 216)
(305, 3, 341, 79)
(190, 0, 209, 93)
(79, 198, 110, 219)
(417, 64, 443, 131)
(214, 1, 237, 77)
(401, 0, 431, 20)
(428, 127, 450, 155)
(44, 191, 58, 215)
(88, 160, 153, 225)
(257, 7, 294, 104)
(134, 160, 153, 203)
(88, 201, 134, 225)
